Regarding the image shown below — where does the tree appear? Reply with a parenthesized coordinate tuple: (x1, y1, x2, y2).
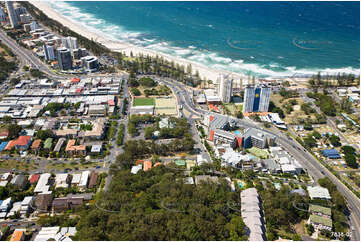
(2, 116, 12, 123)
(7, 124, 21, 139)
(236, 112, 243, 119)
(329, 134, 341, 147)
(36, 130, 53, 140)
(131, 88, 141, 96)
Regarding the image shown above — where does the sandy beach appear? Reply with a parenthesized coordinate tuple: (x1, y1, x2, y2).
(30, 1, 247, 82)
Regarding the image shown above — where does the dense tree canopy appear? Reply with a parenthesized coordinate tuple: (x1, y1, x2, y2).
(74, 168, 246, 241)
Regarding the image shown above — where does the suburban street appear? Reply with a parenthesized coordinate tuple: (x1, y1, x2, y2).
(160, 77, 360, 241)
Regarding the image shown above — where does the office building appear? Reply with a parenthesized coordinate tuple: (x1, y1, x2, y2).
(14, 5, 26, 23)
(43, 44, 55, 61)
(81, 56, 99, 72)
(57, 47, 72, 71)
(218, 74, 233, 103)
(243, 85, 271, 113)
(5, 1, 18, 28)
(243, 128, 276, 149)
(0, 7, 7, 22)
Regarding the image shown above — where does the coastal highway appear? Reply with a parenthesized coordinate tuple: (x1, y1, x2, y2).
(159, 76, 360, 241)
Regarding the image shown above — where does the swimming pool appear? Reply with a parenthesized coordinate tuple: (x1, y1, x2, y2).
(234, 130, 241, 135)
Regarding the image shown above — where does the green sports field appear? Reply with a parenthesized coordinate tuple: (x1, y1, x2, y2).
(133, 98, 155, 106)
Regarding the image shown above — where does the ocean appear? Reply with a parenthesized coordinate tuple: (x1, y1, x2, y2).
(48, 1, 360, 78)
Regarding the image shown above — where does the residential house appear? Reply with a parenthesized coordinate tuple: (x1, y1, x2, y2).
(5, 136, 32, 151)
(78, 171, 89, 191)
(88, 171, 98, 189)
(10, 175, 28, 189)
(65, 139, 86, 156)
(241, 188, 265, 241)
(307, 186, 331, 200)
(55, 173, 70, 189)
(53, 138, 66, 153)
(31, 139, 42, 154)
(10, 229, 25, 241)
(43, 138, 53, 150)
(34, 192, 53, 212)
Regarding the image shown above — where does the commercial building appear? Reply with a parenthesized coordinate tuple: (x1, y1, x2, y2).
(243, 85, 271, 113)
(81, 56, 99, 72)
(240, 188, 265, 241)
(57, 47, 73, 71)
(218, 74, 233, 103)
(43, 44, 56, 61)
(6, 1, 18, 28)
(243, 128, 276, 149)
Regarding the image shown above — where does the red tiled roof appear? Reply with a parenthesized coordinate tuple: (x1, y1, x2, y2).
(76, 88, 83, 93)
(71, 78, 80, 83)
(31, 139, 42, 149)
(154, 162, 162, 167)
(209, 115, 215, 123)
(236, 137, 243, 147)
(5, 136, 31, 150)
(143, 161, 152, 171)
(29, 174, 40, 184)
(209, 130, 215, 141)
(136, 160, 144, 165)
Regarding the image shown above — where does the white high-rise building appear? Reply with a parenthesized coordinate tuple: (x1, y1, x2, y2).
(30, 21, 39, 31)
(218, 74, 233, 103)
(5, 1, 18, 28)
(243, 85, 271, 113)
(62, 37, 78, 50)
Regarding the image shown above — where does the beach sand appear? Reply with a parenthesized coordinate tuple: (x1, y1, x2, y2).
(30, 1, 246, 82)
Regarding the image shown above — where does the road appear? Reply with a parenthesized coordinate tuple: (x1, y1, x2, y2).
(162, 77, 360, 241)
(1, 24, 359, 240)
(299, 89, 359, 152)
(104, 77, 129, 191)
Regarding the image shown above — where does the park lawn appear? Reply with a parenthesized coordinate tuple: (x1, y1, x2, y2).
(0, 159, 38, 171)
(133, 97, 155, 106)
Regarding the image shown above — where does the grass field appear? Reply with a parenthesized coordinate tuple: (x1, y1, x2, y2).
(247, 147, 269, 159)
(133, 98, 155, 106)
(0, 159, 39, 171)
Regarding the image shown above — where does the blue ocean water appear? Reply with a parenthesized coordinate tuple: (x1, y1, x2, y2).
(48, 1, 360, 77)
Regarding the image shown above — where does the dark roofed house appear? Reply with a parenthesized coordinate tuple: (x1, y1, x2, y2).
(88, 171, 98, 189)
(10, 174, 28, 189)
(35, 192, 53, 212)
(322, 149, 341, 159)
(52, 198, 69, 213)
(68, 197, 84, 210)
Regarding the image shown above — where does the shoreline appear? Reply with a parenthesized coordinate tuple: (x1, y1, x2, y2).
(30, 1, 245, 82)
(29, 1, 358, 84)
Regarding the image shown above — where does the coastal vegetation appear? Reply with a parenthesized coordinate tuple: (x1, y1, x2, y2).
(73, 167, 246, 240)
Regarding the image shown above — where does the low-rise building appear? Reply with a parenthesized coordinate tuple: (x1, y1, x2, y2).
(55, 173, 70, 189)
(243, 128, 276, 149)
(10, 229, 25, 241)
(307, 186, 331, 200)
(240, 188, 265, 241)
(65, 140, 86, 156)
(79, 171, 90, 190)
(34, 192, 53, 212)
(308, 214, 332, 231)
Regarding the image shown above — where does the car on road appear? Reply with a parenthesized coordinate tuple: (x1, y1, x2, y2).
(96, 166, 101, 169)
